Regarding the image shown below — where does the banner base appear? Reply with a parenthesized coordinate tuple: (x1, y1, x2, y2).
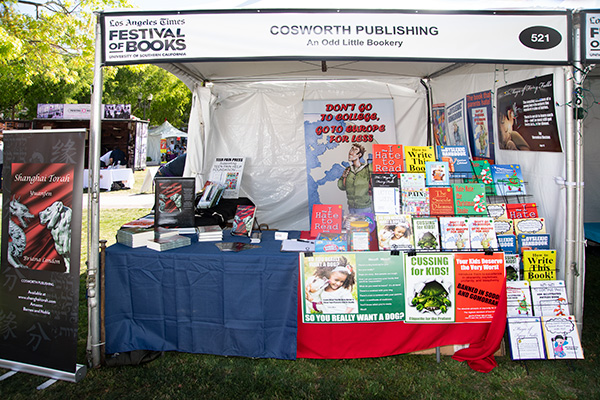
(0, 359, 87, 383)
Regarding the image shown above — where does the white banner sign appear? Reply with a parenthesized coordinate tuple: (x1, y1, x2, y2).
(583, 11, 600, 61)
(101, 10, 570, 65)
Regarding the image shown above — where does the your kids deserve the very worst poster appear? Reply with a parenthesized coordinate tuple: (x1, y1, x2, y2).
(304, 99, 397, 215)
(454, 252, 505, 323)
(404, 253, 455, 323)
(301, 252, 405, 324)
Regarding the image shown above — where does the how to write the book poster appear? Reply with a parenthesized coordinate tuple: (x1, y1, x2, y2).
(301, 252, 405, 323)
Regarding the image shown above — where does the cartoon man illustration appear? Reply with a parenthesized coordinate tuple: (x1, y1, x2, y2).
(338, 143, 373, 214)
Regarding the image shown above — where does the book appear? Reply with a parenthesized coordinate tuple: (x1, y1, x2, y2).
(310, 204, 342, 238)
(371, 173, 400, 214)
(231, 205, 257, 237)
(154, 177, 196, 229)
(432, 103, 448, 146)
(413, 217, 441, 251)
(207, 157, 245, 199)
(514, 218, 546, 235)
(196, 181, 226, 209)
(216, 242, 261, 252)
(490, 164, 526, 196)
(466, 90, 495, 161)
(436, 145, 473, 178)
(522, 249, 557, 281)
(507, 317, 546, 360)
(425, 161, 450, 187)
(146, 234, 192, 251)
(507, 203, 538, 219)
(404, 253, 455, 323)
(429, 187, 454, 216)
(504, 248, 520, 278)
(400, 173, 429, 216)
(493, 218, 514, 235)
(403, 146, 436, 173)
(507, 280, 532, 316)
(375, 214, 415, 251)
(372, 144, 404, 175)
(439, 217, 470, 251)
(454, 252, 505, 323)
(446, 97, 469, 147)
(196, 225, 224, 241)
(121, 214, 155, 229)
(452, 183, 487, 216)
(470, 160, 495, 196)
(530, 280, 570, 317)
(517, 234, 551, 252)
(468, 217, 498, 251)
(487, 203, 507, 220)
(497, 234, 517, 254)
(542, 316, 584, 359)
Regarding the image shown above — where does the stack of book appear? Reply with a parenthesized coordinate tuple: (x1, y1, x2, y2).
(197, 225, 224, 242)
(147, 234, 192, 251)
(117, 226, 175, 248)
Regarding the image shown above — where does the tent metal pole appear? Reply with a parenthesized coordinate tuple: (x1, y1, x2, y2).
(564, 64, 576, 322)
(572, 21, 586, 330)
(86, 14, 103, 368)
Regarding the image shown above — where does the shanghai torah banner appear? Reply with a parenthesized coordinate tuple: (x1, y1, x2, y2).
(301, 252, 405, 323)
(304, 99, 396, 215)
(0, 130, 85, 376)
(496, 74, 562, 152)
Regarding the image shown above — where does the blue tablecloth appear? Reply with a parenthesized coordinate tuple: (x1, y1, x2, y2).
(104, 230, 300, 359)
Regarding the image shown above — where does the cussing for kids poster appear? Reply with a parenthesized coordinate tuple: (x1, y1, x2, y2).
(304, 99, 396, 216)
(300, 252, 405, 324)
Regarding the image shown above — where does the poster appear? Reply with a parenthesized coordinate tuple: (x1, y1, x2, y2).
(304, 99, 396, 215)
(454, 252, 505, 323)
(207, 157, 246, 199)
(0, 130, 84, 375)
(466, 90, 495, 162)
(404, 253, 455, 323)
(154, 177, 196, 229)
(446, 98, 469, 148)
(496, 74, 562, 152)
(301, 252, 405, 324)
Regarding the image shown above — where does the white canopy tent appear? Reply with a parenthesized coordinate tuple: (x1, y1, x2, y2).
(87, 3, 593, 366)
(147, 120, 188, 164)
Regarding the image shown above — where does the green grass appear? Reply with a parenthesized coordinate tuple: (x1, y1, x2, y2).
(1, 187, 600, 398)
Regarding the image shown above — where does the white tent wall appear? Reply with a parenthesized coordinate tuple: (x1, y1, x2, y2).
(185, 79, 428, 230)
(583, 77, 600, 223)
(430, 64, 569, 280)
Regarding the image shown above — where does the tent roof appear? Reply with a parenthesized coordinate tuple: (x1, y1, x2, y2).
(148, 120, 188, 139)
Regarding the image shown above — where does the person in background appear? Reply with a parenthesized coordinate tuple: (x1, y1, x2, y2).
(100, 148, 112, 168)
(109, 146, 127, 167)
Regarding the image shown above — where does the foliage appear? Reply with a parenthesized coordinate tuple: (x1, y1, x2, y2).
(103, 64, 192, 128)
(0, 1, 191, 128)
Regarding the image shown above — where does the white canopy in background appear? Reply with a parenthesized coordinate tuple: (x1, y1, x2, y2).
(87, 4, 590, 366)
(147, 120, 187, 163)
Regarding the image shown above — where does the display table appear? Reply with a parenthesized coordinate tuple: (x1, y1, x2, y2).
(84, 168, 135, 191)
(104, 230, 300, 359)
(105, 231, 505, 369)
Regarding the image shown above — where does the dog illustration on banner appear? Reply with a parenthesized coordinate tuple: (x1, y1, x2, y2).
(8, 196, 34, 269)
(39, 201, 72, 274)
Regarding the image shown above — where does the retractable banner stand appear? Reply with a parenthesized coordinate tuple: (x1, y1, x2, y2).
(0, 130, 86, 382)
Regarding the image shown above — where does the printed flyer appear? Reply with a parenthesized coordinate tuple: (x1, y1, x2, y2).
(454, 252, 505, 323)
(301, 252, 405, 324)
(404, 253, 455, 323)
(466, 90, 495, 162)
(304, 99, 396, 215)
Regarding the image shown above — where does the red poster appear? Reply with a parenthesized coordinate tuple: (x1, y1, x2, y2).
(454, 252, 505, 323)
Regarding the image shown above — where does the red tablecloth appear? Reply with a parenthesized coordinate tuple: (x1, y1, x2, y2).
(297, 282, 507, 373)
